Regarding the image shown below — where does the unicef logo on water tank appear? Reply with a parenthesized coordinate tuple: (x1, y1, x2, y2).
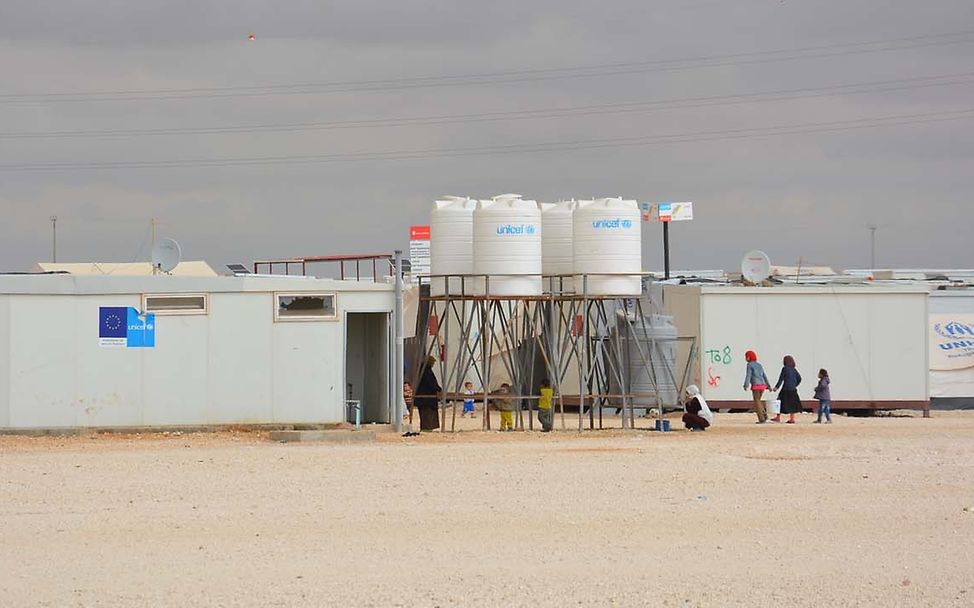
(591, 218, 634, 229)
(496, 223, 537, 236)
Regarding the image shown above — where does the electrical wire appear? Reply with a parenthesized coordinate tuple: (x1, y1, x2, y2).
(2, 107, 971, 171)
(1, 29, 972, 103)
(2, 71, 972, 139)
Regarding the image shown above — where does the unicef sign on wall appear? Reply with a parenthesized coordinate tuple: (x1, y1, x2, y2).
(930, 314, 974, 370)
(99, 306, 156, 348)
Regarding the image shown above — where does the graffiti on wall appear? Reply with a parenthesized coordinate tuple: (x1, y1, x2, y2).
(707, 367, 721, 388)
(704, 346, 732, 388)
(704, 345, 733, 366)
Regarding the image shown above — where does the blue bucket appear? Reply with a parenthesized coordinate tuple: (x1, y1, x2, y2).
(654, 419, 671, 432)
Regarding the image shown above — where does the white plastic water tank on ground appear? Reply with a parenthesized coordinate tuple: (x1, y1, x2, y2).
(430, 196, 477, 295)
(541, 201, 575, 294)
(616, 313, 680, 407)
(573, 198, 642, 296)
(473, 194, 542, 296)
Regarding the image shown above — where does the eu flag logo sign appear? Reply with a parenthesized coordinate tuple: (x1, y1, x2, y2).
(98, 306, 155, 348)
(99, 307, 128, 347)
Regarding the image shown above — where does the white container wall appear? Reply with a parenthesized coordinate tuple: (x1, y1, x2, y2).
(663, 284, 929, 409)
(541, 200, 575, 294)
(430, 196, 476, 296)
(573, 198, 642, 296)
(473, 195, 542, 296)
(0, 275, 396, 430)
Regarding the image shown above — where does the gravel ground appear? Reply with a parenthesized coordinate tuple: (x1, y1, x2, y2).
(1, 411, 973, 607)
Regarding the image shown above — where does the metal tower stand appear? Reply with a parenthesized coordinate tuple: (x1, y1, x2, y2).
(412, 274, 697, 432)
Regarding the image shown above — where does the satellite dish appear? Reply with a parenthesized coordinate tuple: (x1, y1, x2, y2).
(151, 238, 182, 274)
(741, 250, 771, 284)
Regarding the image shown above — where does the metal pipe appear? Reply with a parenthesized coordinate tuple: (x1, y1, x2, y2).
(663, 222, 671, 280)
(868, 225, 877, 271)
(50, 215, 57, 263)
(580, 275, 588, 431)
(393, 250, 404, 433)
(441, 290, 450, 432)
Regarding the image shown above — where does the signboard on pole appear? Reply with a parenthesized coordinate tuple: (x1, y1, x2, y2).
(668, 202, 693, 221)
(655, 202, 693, 222)
(657, 202, 672, 222)
(643, 202, 694, 222)
(408, 225, 431, 278)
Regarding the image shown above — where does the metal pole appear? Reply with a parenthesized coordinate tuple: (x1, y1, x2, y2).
(580, 275, 589, 431)
(483, 277, 494, 431)
(393, 250, 404, 433)
(868, 225, 877, 271)
(441, 290, 450, 432)
(663, 221, 671, 280)
(50, 215, 57, 263)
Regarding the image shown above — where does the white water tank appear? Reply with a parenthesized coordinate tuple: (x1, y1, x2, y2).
(473, 194, 542, 296)
(430, 196, 476, 295)
(616, 313, 680, 408)
(573, 198, 642, 296)
(541, 200, 575, 294)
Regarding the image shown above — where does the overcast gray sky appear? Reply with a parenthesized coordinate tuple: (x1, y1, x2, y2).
(1, 0, 972, 274)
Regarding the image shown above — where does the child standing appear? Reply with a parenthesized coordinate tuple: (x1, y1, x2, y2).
(462, 381, 476, 418)
(814, 369, 832, 424)
(538, 378, 554, 432)
(403, 381, 414, 422)
(497, 383, 515, 431)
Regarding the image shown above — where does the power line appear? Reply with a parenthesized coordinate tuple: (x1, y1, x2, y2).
(2, 71, 972, 140)
(1, 29, 973, 104)
(2, 107, 971, 171)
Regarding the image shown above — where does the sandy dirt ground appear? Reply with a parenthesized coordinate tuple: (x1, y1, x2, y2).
(2, 411, 973, 607)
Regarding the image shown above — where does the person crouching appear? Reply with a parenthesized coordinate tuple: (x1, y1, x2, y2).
(682, 385, 714, 432)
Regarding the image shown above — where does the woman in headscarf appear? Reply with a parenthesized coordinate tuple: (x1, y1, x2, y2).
(743, 350, 772, 424)
(415, 355, 442, 432)
(682, 385, 714, 431)
(773, 355, 803, 424)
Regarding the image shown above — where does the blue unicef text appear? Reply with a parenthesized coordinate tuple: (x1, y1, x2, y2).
(496, 224, 537, 236)
(591, 218, 634, 229)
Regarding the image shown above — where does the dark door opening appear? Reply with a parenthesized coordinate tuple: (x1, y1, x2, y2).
(345, 312, 391, 424)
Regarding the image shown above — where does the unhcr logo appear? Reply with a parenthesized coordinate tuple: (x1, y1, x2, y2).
(591, 218, 634, 229)
(935, 321, 974, 339)
(935, 321, 974, 352)
(496, 224, 537, 235)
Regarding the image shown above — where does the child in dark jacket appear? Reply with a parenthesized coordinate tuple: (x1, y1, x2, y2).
(814, 369, 832, 424)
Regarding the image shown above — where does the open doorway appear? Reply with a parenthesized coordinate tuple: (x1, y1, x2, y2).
(345, 312, 391, 424)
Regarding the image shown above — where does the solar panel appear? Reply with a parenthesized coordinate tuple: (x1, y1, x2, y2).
(226, 264, 251, 275)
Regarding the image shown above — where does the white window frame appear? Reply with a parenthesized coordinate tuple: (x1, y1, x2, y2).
(274, 292, 338, 322)
(141, 293, 209, 316)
